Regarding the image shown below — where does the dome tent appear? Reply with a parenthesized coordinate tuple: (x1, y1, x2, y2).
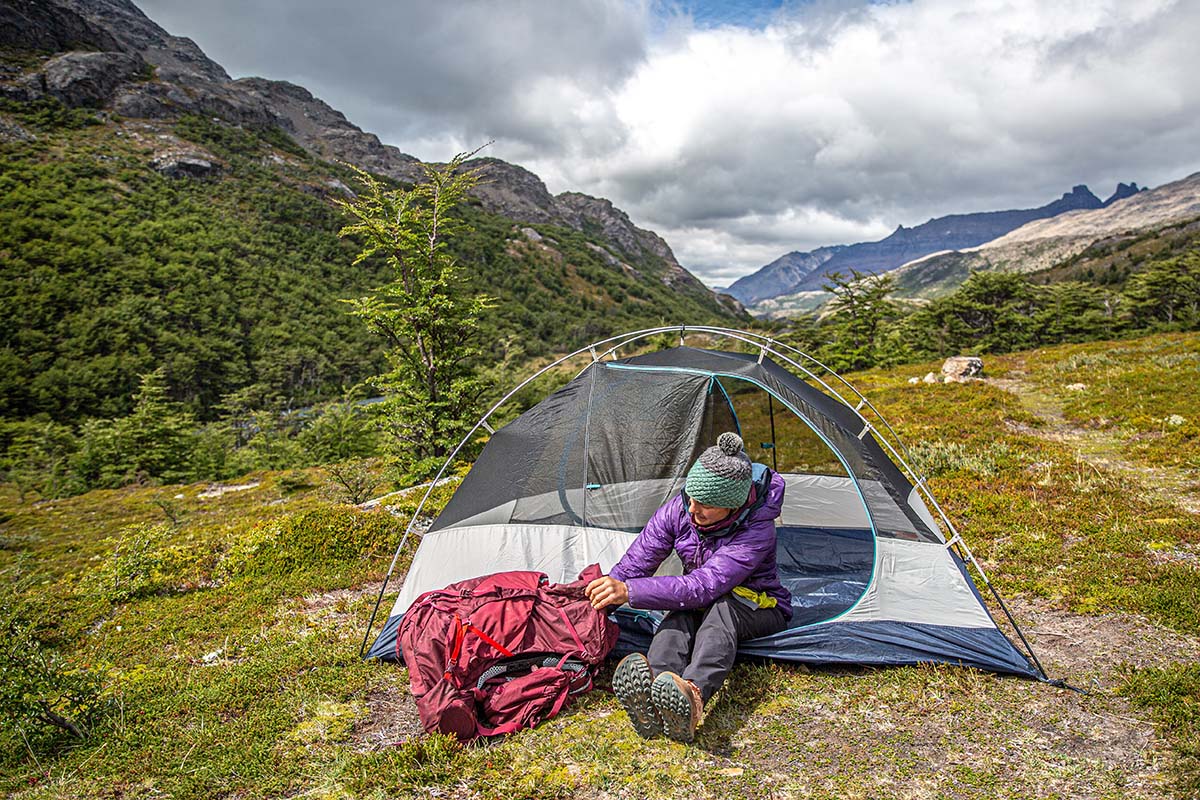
(362, 327, 1048, 681)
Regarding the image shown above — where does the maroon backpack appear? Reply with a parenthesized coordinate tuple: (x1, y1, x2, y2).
(398, 564, 619, 740)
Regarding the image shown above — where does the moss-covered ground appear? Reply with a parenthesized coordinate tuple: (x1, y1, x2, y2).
(1, 332, 1197, 799)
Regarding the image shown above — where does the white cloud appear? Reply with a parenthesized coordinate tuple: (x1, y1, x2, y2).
(137, 0, 1200, 286)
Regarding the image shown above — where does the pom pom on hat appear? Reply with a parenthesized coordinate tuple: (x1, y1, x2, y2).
(717, 431, 743, 456)
(685, 432, 752, 509)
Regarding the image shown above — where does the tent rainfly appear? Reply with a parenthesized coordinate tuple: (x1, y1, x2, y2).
(363, 327, 1053, 682)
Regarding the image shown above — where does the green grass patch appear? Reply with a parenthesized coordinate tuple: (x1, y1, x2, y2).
(1122, 663, 1200, 797)
(1004, 333, 1200, 469)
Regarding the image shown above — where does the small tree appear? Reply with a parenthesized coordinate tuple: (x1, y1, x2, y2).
(338, 151, 493, 480)
(71, 368, 197, 490)
(818, 269, 900, 371)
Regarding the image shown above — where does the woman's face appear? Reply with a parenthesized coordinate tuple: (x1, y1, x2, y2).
(688, 496, 735, 528)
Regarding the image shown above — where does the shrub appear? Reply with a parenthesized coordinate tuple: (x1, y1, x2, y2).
(218, 507, 401, 578)
(88, 523, 172, 603)
(0, 568, 106, 741)
(322, 458, 384, 505)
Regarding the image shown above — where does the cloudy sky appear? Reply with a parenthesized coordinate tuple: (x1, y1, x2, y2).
(137, 0, 1200, 287)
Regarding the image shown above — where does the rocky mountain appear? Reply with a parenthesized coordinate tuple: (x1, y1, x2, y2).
(1, 0, 730, 313)
(720, 246, 845, 306)
(889, 172, 1200, 299)
(727, 184, 1135, 305)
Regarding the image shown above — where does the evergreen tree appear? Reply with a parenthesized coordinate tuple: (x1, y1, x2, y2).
(1033, 281, 1116, 344)
(71, 368, 197, 489)
(907, 271, 1040, 356)
(818, 270, 899, 371)
(1122, 253, 1200, 330)
(338, 152, 493, 480)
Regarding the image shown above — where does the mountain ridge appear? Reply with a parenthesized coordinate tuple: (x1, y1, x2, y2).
(727, 183, 1142, 305)
(887, 171, 1200, 298)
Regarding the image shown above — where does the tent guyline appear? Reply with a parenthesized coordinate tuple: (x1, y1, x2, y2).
(359, 326, 1057, 686)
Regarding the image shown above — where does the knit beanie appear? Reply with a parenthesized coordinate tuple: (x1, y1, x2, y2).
(684, 432, 752, 509)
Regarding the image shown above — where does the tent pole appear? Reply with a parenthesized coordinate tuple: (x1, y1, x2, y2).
(767, 394, 778, 471)
(951, 537, 1051, 680)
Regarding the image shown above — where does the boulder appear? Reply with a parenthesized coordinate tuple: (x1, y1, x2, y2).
(941, 356, 983, 382)
(923, 372, 938, 384)
(0, 117, 35, 143)
(151, 150, 219, 179)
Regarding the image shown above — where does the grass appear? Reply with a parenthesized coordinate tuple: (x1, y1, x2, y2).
(1001, 334, 1200, 470)
(1, 332, 1198, 798)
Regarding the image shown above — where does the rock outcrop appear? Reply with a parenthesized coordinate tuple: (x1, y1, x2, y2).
(0, 0, 122, 52)
(36, 51, 146, 107)
(150, 149, 220, 179)
(1103, 182, 1143, 206)
(234, 77, 421, 184)
(471, 159, 562, 225)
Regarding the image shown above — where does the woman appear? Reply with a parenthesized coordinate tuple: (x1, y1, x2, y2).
(586, 432, 791, 743)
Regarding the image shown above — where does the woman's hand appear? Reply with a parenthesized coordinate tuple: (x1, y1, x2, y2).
(585, 575, 629, 610)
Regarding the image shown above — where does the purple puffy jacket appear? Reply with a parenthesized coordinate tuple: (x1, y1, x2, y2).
(610, 469, 792, 620)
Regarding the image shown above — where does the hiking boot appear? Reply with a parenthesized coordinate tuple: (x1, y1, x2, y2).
(612, 653, 660, 738)
(651, 672, 703, 743)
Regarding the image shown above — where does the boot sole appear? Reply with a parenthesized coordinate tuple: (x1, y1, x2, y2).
(651, 673, 698, 743)
(612, 654, 660, 739)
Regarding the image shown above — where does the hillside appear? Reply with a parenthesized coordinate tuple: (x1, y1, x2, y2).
(728, 184, 1129, 305)
(890, 172, 1200, 299)
(1, 331, 1197, 798)
(0, 0, 742, 422)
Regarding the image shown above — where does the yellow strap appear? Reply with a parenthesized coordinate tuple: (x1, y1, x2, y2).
(732, 585, 777, 609)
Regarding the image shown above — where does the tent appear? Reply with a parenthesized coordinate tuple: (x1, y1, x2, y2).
(363, 326, 1049, 681)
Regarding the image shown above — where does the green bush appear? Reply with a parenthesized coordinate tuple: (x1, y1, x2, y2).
(87, 523, 173, 603)
(0, 569, 106, 742)
(218, 506, 401, 578)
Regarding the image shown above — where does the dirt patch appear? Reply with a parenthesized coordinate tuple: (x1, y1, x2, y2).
(705, 597, 1196, 800)
(297, 581, 385, 627)
(350, 681, 424, 750)
(1009, 596, 1200, 688)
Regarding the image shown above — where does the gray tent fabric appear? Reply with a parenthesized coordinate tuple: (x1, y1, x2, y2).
(367, 343, 1040, 679)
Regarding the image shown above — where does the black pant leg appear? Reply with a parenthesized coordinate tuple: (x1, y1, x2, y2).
(647, 608, 701, 677)
(681, 595, 788, 703)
